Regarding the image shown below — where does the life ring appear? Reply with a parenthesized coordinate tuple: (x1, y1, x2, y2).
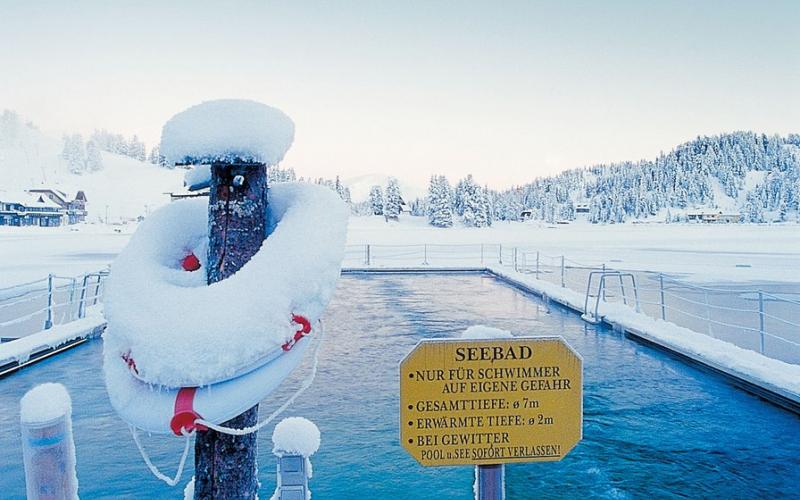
(103, 182, 348, 434)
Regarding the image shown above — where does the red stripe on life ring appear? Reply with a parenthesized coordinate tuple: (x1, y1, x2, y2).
(170, 387, 207, 436)
(282, 314, 312, 351)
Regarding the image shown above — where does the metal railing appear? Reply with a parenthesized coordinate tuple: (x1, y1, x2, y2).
(342, 243, 800, 365)
(581, 271, 640, 324)
(348, 243, 503, 267)
(516, 250, 800, 364)
(0, 270, 109, 340)
(3, 244, 798, 364)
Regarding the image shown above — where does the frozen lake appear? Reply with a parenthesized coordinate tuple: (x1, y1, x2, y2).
(3, 218, 800, 287)
(2, 274, 799, 498)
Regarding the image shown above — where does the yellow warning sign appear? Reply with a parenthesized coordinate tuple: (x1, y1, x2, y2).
(400, 337, 582, 466)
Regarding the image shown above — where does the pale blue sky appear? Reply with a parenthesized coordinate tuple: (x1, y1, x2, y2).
(1, 0, 798, 187)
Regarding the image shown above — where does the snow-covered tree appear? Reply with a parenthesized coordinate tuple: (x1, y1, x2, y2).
(384, 178, 402, 220)
(0, 110, 21, 147)
(483, 186, 494, 226)
(427, 175, 454, 227)
(743, 192, 764, 223)
(460, 175, 489, 227)
(128, 135, 146, 162)
(368, 185, 384, 215)
(410, 197, 427, 216)
(148, 143, 168, 167)
(85, 140, 103, 172)
(62, 134, 86, 174)
(268, 166, 297, 183)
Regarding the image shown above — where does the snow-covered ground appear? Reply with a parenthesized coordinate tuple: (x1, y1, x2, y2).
(2, 215, 799, 287)
(0, 224, 133, 287)
(347, 216, 800, 284)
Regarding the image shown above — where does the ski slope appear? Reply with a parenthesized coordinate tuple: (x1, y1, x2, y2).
(0, 118, 184, 223)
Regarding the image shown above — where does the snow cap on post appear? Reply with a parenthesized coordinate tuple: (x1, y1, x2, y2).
(161, 99, 295, 167)
(20, 382, 72, 423)
(272, 417, 321, 457)
(460, 325, 513, 340)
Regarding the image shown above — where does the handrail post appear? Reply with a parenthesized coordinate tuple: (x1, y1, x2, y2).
(583, 271, 596, 319)
(601, 264, 606, 300)
(423, 244, 429, 265)
(92, 274, 102, 306)
(78, 274, 88, 319)
(594, 276, 604, 321)
(365, 244, 370, 266)
(498, 244, 502, 264)
(67, 277, 77, 321)
(44, 274, 53, 330)
(535, 251, 540, 279)
(659, 273, 666, 320)
(480, 244, 484, 265)
(560, 255, 565, 288)
(513, 248, 518, 272)
(758, 291, 766, 354)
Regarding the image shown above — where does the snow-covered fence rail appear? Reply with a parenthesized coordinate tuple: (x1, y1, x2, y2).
(0, 270, 108, 340)
(343, 244, 800, 365)
(344, 243, 503, 267)
(516, 250, 800, 364)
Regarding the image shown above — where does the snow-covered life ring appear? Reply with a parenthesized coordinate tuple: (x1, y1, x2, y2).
(103, 182, 348, 434)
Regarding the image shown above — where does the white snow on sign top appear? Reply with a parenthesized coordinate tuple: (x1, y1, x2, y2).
(160, 99, 295, 166)
(461, 325, 513, 340)
(103, 182, 348, 387)
(272, 417, 321, 457)
(20, 382, 72, 423)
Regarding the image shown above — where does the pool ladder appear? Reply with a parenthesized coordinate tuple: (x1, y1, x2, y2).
(582, 271, 640, 324)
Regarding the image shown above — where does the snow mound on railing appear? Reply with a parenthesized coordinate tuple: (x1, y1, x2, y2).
(160, 99, 294, 165)
(103, 182, 348, 388)
(272, 417, 321, 457)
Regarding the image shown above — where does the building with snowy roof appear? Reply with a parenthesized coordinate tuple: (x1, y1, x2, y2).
(27, 188, 87, 224)
(0, 191, 65, 226)
(686, 210, 742, 224)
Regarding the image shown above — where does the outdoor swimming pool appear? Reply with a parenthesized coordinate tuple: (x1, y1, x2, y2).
(1, 273, 799, 498)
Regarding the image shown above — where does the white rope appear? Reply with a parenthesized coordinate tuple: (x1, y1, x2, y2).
(195, 319, 326, 436)
(131, 426, 192, 487)
(128, 320, 325, 485)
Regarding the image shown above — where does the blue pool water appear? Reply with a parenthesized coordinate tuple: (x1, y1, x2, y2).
(1, 273, 799, 499)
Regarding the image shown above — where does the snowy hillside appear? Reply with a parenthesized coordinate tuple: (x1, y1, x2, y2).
(0, 111, 183, 222)
(492, 132, 800, 224)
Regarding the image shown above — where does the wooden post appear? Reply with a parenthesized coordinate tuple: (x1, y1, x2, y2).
(194, 161, 268, 500)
